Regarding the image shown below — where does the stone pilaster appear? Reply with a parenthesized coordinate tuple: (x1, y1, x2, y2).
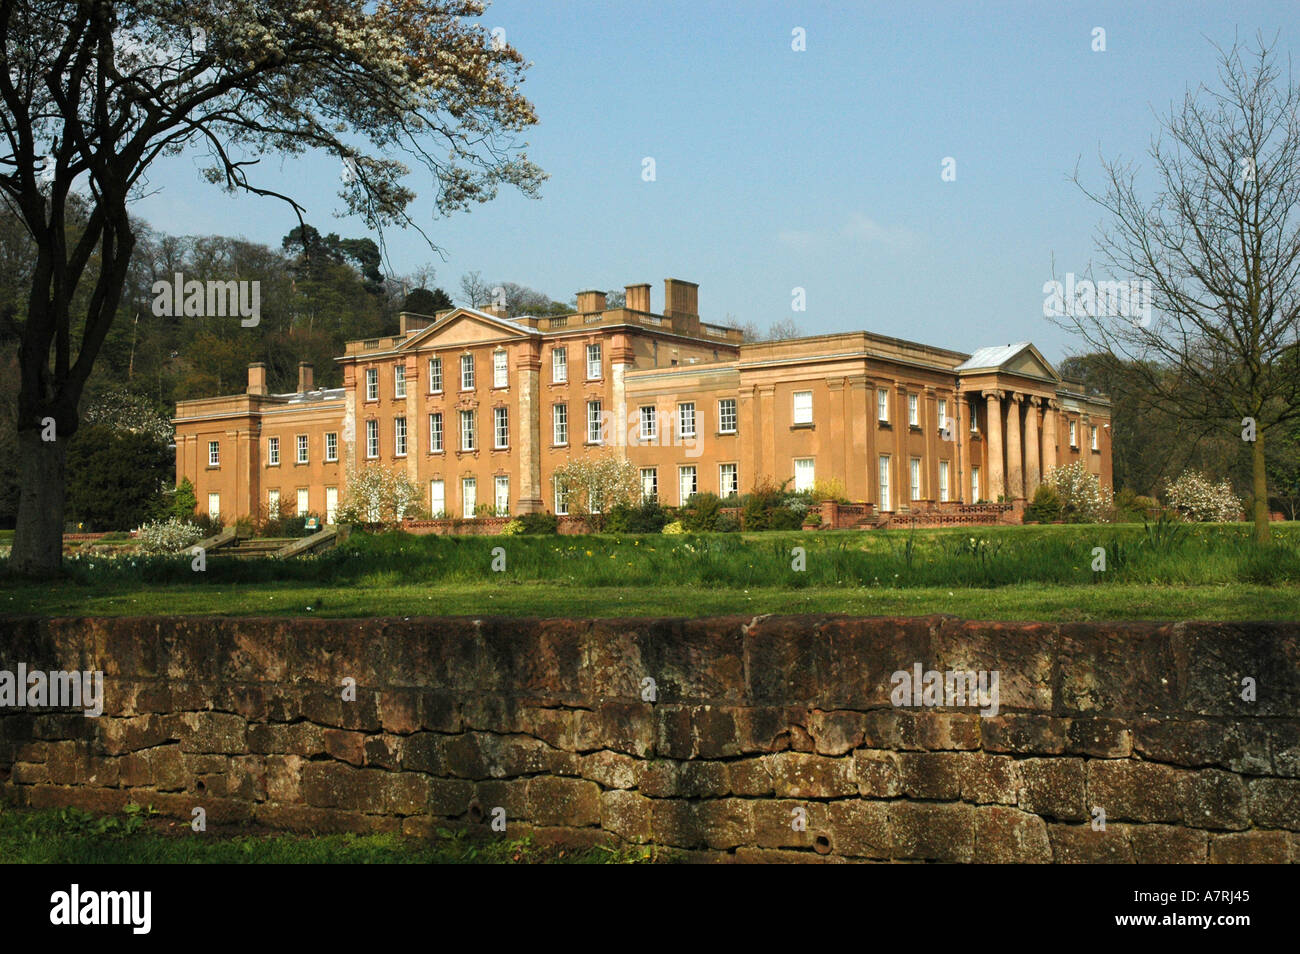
(983, 390, 1005, 502)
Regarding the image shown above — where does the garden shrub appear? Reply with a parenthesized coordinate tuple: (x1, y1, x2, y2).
(516, 512, 559, 535)
(1024, 484, 1062, 523)
(1042, 461, 1112, 523)
(682, 492, 724, 532)
(662, 520, 686, 535)
(501, 519, 525, 536)
(1165, 470, 1242, 522)
(605, 500, 670, 534)
(137, 517, 204, 554)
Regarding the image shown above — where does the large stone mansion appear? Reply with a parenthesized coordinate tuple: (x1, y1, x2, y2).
(172, 278, 1113, 525)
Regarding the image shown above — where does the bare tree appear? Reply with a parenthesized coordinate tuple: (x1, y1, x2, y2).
(1058, 35, 1300, 542)
(459, 270, 491, 308)
(0, 0, 544, 573)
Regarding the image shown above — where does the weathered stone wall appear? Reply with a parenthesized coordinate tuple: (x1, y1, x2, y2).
(0, 615, 1296, 862)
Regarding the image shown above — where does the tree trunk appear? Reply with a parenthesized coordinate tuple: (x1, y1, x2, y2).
(1251, 429, 1271, 544)
(9, 428, 68, 576)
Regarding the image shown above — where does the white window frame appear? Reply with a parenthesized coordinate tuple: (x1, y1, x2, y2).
(678, 465, 697, 505)
(640, 467, 658, 503)
(267, 489, 280, 517)
(208, 492, 221, 518)
(678, 402, 696, 439)
(493, 350, 508, 389)
(586, 342, 602, 380)
(460, 353, 475, 391)
(552, 346, 568, 383)
(553, 404, 568, 445)
(910, 457, 922, 501)
(267, 436, 279, 466)
(297, 488, 309, 517)
(877, 388, 890, 423)
(1091, 425, 1099, 451)
(325, 432, 338, 462)
(793, 390, 813, 426)
(326, 487, 338, 524)
(1069, 420, 1078, 448)
(394, 364, 407, 399)
(879, 455, 892, 511)
(639, 405, 657, 442)
(460, 409, 476, 451)
(908, 393, 919, 427)
(939, 459, 950, 503)
(938, 398, 948, 435)
(208, 441, 220, 467)
(296, 433, 308, 464)
(428, 356, 443, 393)
(972, 465, 981, 502)
(461, 477, 477, 519)
(587, 400, 603, 444)
(429, 412, 444, 453)
(494, 475, 510, 517)
(719, 463, 738, 498)
(554, 479, 569, 515)
(430, 479, 446, 518)
(365, 367, 378, 401)
(494, 407, 509, 449)
(718, 398, 737, 434)
(365, 419, 379, 459)
(793, 457, 815, 493)
(394, 416, 407, 457)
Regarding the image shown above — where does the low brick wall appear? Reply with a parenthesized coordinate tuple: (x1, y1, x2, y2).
(0, 615, 1296, 862)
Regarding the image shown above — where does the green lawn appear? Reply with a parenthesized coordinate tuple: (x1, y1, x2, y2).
(0, 806, 659, 863)
(1, 523, 1297, 620)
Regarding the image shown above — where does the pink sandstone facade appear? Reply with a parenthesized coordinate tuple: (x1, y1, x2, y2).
(172, 278, 1113, 525)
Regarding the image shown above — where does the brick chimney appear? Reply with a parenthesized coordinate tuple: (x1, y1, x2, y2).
(625, 283, 651, 313)
(247, 362, 268, 396)
(663, 278, 698, 320)
(482, 302, 508, 319)
(297, 362, 314, 392)
(576, 290, 607, 313)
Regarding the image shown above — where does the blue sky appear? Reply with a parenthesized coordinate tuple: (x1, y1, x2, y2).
(133, 0, 1300, 363)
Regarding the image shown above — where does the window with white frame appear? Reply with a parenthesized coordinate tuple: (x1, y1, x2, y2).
(428, 357, 442, 393)
(879, 455, 892, 511)
(939, 459, 950, 502)
(297, 434, 308, 464)
(494, 476, 510, 517)
(325, 432, 338, 462)
(1091, 425, 1099, 451)
(908, 393, 919, 427)
(430, 479, 445, 518)
(640, 468, 657, 502)
(552, 346, 567, 383)
(793, 390, 813, 425)
(493, 350, 508, 389)
(429, 413, 443, 453)
(587, 400, 602, 444)
(366, 419, 379, 458)
(553, 404, 568, 445)
(365, 367, 378, 401)
(1069, 420, 1078, 447)
(267, 489, 280, 517)
(297, 488, 309, 517)
(394, 417, 407, 456)
(678, 402, 696, 439)
(208, 441, 220, 466)
(208, 492, 220, 518)
(972, 466, 981, 502)
(554, 479, 569, 515)
(938, 398, 949, 436)
(718, 398, 737, 434)
(970, 401, 980, 433)
(639, 406, 657, 442)
(586, 342, 601, 379)
(679, 465, 697, 504)
(910, 457, 922, 501)
(394, 364, 407, 399)
(326, 487, 338, 524)
(460, 409, 476, 451)
(267, 436, 279, 466)
(794, 457, 815, 493)
(877, 388, 890, 422)
(460, 353, 475, 390)
(461, 477, 476, 518)
(494, 407, 509, 449)
(719, 463, 738, 498)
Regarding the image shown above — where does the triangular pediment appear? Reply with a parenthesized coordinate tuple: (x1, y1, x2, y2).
(956, 341, 1059, 382)
(399, 307, 537, 351)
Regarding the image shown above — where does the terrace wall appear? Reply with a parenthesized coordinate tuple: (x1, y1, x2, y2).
(0, 615, 1296, 862)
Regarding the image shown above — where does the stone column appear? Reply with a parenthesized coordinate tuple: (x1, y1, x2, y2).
(515, 342, 543, 513)
(1005, 392, 1024, 501)
(1023, 396, 1041, 498)
(982, 390, 1005, 502)
(1042, 398, 1059, 477)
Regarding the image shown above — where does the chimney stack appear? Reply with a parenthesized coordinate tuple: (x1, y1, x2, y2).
(483, 302, 508, 319)
(297, 362, 314, 393)
(663, 278, 699, 320)
(247, 362, 268, 396)
(576, 290, 607, 313)
(625, 283, 651, 313)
